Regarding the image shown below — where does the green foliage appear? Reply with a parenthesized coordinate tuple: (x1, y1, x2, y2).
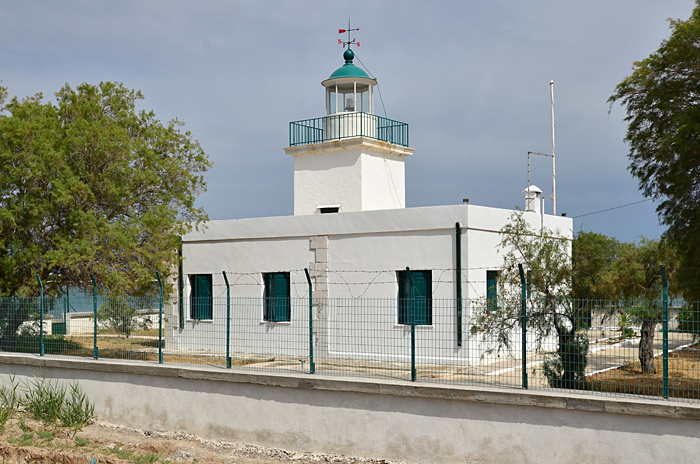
(542, 331, 589, 389)
(572, 231, 624, 300)
(0, 81, 210, 299)
(8, 432, 34, 447)
(74, 437, 90, 447)
(106, 444, 164, 462)
(21, 377, 95, 432)
(58, 382, 96, 435)
(36, 429, 55, 441)
(573, 232, 679, 302)
(677, 303, 700, 341)
(608, 1, 700, 301)
(471, 211, 587, 388)
(22, 378, 66, 424)
(97, 295, 152, 338)
(0, 375, 19, 431)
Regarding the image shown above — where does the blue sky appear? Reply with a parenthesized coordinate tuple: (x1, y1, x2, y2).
(1, 0, 694, 242)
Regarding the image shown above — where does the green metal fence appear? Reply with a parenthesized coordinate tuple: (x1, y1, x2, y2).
(289, 112, 409, 147)
(0, 292, 698, 403)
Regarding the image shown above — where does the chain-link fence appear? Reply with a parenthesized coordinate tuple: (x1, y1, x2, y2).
(0, 294, 697, 403)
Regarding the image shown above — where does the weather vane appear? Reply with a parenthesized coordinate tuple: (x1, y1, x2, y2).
(338, 19, 360, 49)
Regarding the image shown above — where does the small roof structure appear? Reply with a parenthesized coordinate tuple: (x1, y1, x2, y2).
(322, 49, 376, 85)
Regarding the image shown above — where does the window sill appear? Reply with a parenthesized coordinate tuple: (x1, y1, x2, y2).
(259, 321, 292, 326)
(394, 324, 433, 329)
(187, 319, 213, 323)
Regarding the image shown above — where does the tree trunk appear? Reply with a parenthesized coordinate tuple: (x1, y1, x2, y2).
(639, 320, 657, 374)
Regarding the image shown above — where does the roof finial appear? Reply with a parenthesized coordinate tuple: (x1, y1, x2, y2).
(338, 17, 360, 52)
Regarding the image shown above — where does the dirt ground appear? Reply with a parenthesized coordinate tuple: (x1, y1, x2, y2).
(0, 418, 404, 464)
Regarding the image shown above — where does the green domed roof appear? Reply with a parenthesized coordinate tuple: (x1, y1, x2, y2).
(323, 49, 376, 83)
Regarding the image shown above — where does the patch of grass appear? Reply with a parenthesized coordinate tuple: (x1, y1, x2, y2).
(105, 445, 168, 463)
(75, 437, 90, 447)
(18, 417, 28, 433)
(8, 432, 34, 447)
(36, 429, 54, 441)
(134, 452, 161, 463)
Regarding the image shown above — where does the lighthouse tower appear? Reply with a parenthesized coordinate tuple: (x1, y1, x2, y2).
(284, 47, 414, 215)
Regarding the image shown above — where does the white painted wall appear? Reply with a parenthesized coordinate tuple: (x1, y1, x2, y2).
(2, 356, 698, 464)
(285, 137, 413, 215)
(360, 152, 405, 210)
(179, 204, 572, 364)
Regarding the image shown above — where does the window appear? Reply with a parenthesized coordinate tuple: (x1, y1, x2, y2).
(264, 272, 291, 322)
(486, 270, 498, 311)
(397, 270, 432, 325)
(189, 274, 212, 320)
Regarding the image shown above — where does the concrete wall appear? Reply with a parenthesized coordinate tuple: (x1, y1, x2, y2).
(0, 354, 698, 464)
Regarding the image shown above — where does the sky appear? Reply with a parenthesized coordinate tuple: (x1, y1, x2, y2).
(1, 0, 695, 243)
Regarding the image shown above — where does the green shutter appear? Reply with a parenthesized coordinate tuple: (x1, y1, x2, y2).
(264, 273, 290, 322)
(398, 270, 431, 325)
(486, 270, 498, 311)
(398, 273, 410, 325)
(191, 274, 212, 320)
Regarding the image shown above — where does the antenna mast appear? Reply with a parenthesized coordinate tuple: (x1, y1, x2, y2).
(550, 80, 556, 216)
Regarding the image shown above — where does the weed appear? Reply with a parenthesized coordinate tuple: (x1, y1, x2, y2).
(59, 382, 95, 434)
(134, 452, 160, 463)
(18, 417, 28, 433)
(21, 376, 95, 434)
(36, 429, 54, 441)
(75, 437, 90, 447)
(0, 375, 20, 430)
(23, 377, 66, 424)
(8, 432, 34, 446)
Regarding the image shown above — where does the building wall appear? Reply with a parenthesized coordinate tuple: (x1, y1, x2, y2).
(287, 137, 413, 215)
(293, 149, 363, 215)
(360, 152, 405, 210)
(179, 205, 572, 362)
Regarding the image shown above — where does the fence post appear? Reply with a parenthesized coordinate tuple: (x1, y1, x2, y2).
(518, 264, 528, 389)
(178, 238, 184, 330)
(304, 268, 315, 374)
(661, 264, 669, 399)
(156, 271, 164, 364)
(455, 222, 463, 347)
(406, 266, 417, 382)
(91, 273, 98, 359)
(36, 275, 44, 357)
(222, 271, 231, 369)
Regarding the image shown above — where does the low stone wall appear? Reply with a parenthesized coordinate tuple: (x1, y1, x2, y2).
(0, 353, 698, 464)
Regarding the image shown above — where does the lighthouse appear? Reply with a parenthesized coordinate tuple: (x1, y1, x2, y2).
(284, 46, 414, 215)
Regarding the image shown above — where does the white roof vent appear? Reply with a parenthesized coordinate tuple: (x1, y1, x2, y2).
(523, 185, 542, 214)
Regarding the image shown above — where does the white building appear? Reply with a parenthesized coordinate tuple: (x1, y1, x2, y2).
(174, 47, 572, 366)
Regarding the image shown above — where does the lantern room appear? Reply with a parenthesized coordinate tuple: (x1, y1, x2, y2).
(322, 49, 376, 115)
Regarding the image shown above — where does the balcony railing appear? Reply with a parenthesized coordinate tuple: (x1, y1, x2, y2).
(289, 112, 409, 147)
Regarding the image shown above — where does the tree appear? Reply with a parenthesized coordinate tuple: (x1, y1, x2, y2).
(573, 231, 679, 373)
(471, 211, 586, 388)
(572, 231, 624, 301)
(614, 238, 679, 373)
(0, 82, 210, 343)
(608, 1, 700, 302)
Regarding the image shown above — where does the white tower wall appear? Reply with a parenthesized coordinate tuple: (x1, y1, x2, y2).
(285, 137, 413, 215)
